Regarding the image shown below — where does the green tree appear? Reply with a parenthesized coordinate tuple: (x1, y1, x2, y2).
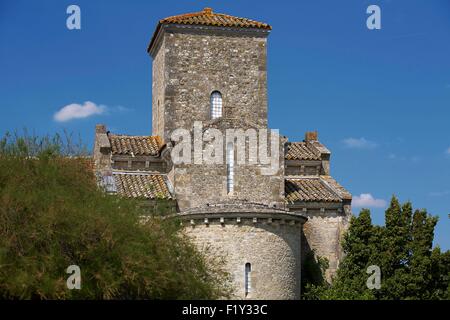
(430, 247, 450, 299)
(0, 132, 231, 299)
(303, 196, 449, 300)
(378, 198, 413, 299)
(405, 209, 438, 299)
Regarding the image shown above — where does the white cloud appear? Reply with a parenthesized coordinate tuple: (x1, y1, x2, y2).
(446, 147, 450, 155)
(353, 193, 387, 208)
(342, 137, 377, 149)
(54, 101, 107, 122)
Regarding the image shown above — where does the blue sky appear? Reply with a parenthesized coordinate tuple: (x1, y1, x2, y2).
(1, 0, 449, 249)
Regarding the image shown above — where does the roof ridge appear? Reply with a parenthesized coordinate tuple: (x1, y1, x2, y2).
(160, 8, 269, 24)
(160, 11, 202, 22)
(320, 175, 352, 200)
(318, 176, 342, 200)
(148, 8, 271, 55)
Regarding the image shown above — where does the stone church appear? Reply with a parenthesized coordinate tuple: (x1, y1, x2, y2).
(93, 8, 352, 300)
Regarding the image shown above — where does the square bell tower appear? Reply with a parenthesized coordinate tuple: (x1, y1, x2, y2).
(147, 7, 272, 143)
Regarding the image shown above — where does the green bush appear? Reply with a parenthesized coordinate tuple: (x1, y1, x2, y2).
(0, 132, 230, 299)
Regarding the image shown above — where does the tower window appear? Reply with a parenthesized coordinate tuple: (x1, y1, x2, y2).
(210, 91, 222, 119)
(245, 263, 252, 296)
(226, 142, 234, 194)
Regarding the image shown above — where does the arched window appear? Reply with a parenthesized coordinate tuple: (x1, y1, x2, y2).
(245, 263, 252, 296)
(226, 142, 234, 194)
(210, 91, 222, 119)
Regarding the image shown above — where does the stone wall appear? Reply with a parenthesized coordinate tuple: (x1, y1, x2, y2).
(111, 155, 167, 172)
(151, 26, 269, 143)
(169, 126, 286, 211)
(172, 164, 284, 211)
(300, 208, 351, 282)
(183, 218, 302, 299)
(151, 35, 166, 139)
(93, 124, 112, 173)
(285, 160, 323, 176)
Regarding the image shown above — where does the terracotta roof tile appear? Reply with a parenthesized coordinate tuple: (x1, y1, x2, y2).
(113, 172, 173, 199)
(160, 7, 271, 30)
(148, 8, 271, 54)
(320, 175, 352, 200)
(285, 178, 341, 203)
(285, 142, 321, 161)
(109, 134, 162, 156)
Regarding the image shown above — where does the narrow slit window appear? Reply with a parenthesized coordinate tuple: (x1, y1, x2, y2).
(210, 91, 222, 119)
(245, 263, 252, 296)
(227, 142, 234, 194)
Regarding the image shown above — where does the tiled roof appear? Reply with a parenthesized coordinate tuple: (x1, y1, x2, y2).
(285, 142, 321, 161)
(109, 134, 162, 156)
(148, 8, 271, 54)
(113, 172, 173, 199)
(159, 7, 271, 30)
(321, 175, 352, 200)
(285, 178, 341, 203)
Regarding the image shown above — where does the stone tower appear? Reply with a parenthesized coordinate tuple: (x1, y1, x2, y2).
(147, 7, 285, 211)
(93, 7, 352, 300)
(147, 8, 305, 299)
(148, 7, 269, 143)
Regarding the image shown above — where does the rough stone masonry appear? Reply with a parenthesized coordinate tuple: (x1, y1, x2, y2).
(93, 7, 352, 299)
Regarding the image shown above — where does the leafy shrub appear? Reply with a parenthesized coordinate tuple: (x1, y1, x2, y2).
(0, 132, 230, 299)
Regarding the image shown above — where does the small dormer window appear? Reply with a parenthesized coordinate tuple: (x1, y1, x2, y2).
(210, 91, 222, 119)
